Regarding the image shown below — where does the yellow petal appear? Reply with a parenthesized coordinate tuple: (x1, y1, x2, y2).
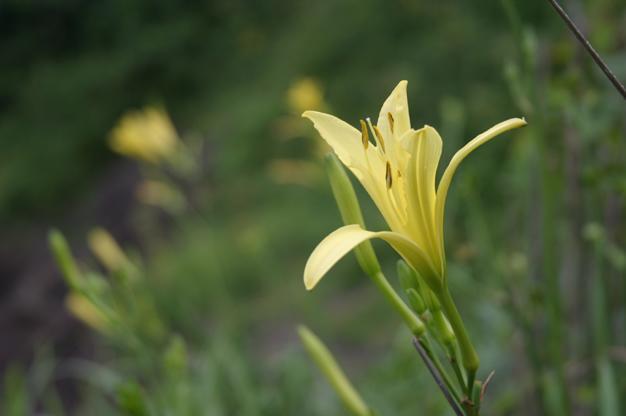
(304, 224, 440, 291)
(376, 80, 411, 138)
(406, 126, 443, 272)
(302, 111, 364, 169)
(435, 118, 527, 255)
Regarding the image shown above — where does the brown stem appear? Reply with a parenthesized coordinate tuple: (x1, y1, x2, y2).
(413, 338, 465, 416)
(545, 0, 626, 99)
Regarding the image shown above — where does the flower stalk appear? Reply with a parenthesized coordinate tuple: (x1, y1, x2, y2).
(437, 287, 479, 397)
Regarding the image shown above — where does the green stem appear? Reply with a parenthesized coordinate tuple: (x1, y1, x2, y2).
(426, 313, 467, 392)
(371, 272, 425, 336)
(437, 288, 479, 397)
(448, 349, 467, 393)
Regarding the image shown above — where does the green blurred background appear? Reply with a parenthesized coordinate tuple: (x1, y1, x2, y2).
(1, 0, 625, 414)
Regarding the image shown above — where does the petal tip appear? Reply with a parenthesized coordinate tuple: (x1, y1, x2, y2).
(303, 275, 316, 291)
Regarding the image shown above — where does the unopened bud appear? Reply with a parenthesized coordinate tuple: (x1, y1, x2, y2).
(48, 229, 81, 290)
(406, 289, 427, 316)
(298, 326, 373, 416)
(397, 260, 419, 292)
(432, 310, 456, 347)
(325, 153, 380, 277)
(88, 227, 132, 274)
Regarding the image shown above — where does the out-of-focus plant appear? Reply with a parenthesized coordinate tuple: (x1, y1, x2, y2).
(299, 81, 526, 415)
(109, 106, 207, 216)
(47, 228, 321, 415)
(267, 77, 329, 187)
(49, 228, 165, 348)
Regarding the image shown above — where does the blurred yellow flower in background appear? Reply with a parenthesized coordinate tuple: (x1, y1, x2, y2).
(65, 293, 111, 334)
(286, 78, 326, 114)
(109, 106, 179, 163)
(88, 227, 132, 274)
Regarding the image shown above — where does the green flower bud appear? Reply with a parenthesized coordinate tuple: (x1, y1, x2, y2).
(397, 259, 419, 292)
(48, 229, 81, 290)
(432, 310, 456, 347)
(325, 153, 380, 277)
(406, 288, 427, 315)
(298, 326, 373, 416)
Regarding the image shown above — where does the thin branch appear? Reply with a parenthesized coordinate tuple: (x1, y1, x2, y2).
(545, 0, 626, 99)
(413, 338, 465, 416)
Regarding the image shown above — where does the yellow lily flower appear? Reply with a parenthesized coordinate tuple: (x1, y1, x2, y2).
(109, 106, 179, 164)
(303, 81, 526, 292)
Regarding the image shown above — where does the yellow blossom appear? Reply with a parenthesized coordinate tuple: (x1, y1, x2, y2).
(109, 107, 179, 163)
(303, 81, 526, 292)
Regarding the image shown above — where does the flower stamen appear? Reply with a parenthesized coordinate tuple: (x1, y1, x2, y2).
(387, 112, 395, 134)
(359, 119, 369, 150)
(374, 126, 386, 153)
(385, 161, 393, 189)
(366, 118, 386, 153)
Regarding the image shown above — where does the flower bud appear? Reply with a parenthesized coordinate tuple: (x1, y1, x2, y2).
(406, 288, 427, 316)
(65, 293, 111, 333)
(88, 227, 132, 274)
(48, 229, 81, 290)
(298, 326, 373, 416)
(432, 309, 456, 347)
(325, 153, 380, 277)
(397, 259, 419, 292)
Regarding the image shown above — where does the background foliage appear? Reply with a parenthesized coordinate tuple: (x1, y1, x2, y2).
(0, 0, 624, 415)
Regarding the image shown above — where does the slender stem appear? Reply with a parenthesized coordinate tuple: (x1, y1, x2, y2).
(545, 0, 626, 99)
(413, 338, 465, 416)
(438, 289, 480, 397)
(370, 272, 425, 336)
(448, 350, 468, 392)
(421, 336, 463, 404)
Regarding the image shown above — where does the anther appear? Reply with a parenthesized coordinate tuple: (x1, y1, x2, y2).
(359, 119, 369, 149)
(373, 125, 386, 153)
(385, 161, 393, 189)
(387, 112, 395, 134)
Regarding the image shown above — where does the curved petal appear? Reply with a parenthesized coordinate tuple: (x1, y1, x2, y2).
(302, 111, 364, 169)
(377, 80, 411, 139)
(405, 126, 443, 272)
(435, 118, 527, 254)
(304, 224, 440, 291)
